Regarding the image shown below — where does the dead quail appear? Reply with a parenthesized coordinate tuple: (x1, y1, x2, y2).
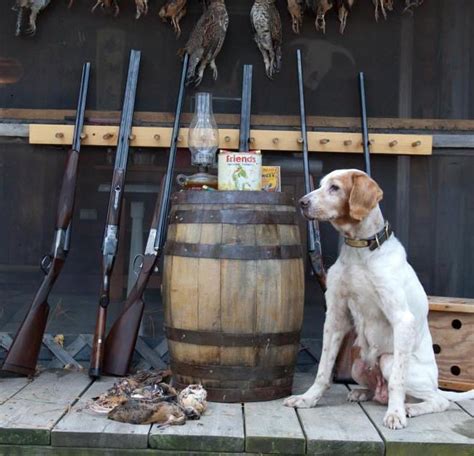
(134, 0, 148, 19)
(181, 0, 229, 86)
(159, 0, 187, 37)
(403, 0, 423, 14)
(177, 384, 208, 419)
(372, 0, 393, 21)
(287, 0, 304, 34)
(335, 0, 355, 34)
(251, 0, 282, 79)
(306, 0, 334, 34)
(91, 0, 120, 17)
(13, 0, 50, 36)
(108, 400, 186, 425)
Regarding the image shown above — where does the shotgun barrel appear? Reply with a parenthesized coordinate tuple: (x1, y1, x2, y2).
(101, 54, 190, 376)
(333, 73, 373, 383)
(239, 65, 253, 152)
(358, 72, 371, 177)
(296, 49, 326, 292)
(89, 49, 141, 379)
(2, 62, 91, 376)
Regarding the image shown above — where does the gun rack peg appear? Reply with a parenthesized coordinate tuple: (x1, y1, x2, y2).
(412, 140, 421, 147)
(389, 140, 398, 147)
(343, 140, 352, 146)
(154, 134, 161, 141)
(272, 137, 279, 144)
(80, 132, 88, 140)
(224, 136, 231, 143)
(103, 133, 114, 140)
(55, 132, 64, 139)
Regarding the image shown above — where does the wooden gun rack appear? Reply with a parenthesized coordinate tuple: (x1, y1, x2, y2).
(29, 124, 432, 155)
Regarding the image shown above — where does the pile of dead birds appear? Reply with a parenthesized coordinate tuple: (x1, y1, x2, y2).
(86, 369, 208, 426)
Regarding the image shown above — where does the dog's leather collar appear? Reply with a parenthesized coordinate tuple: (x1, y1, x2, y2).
(344, 221, 393, 251)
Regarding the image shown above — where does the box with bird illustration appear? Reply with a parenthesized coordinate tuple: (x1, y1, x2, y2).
(218, 150, 262, 191)
(261, 166, 281, 192)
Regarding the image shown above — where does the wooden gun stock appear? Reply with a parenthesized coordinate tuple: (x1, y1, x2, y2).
(101, 235, 159, 376)
(2, 266, 59, 375)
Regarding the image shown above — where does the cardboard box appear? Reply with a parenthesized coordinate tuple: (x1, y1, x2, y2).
(218, 150, 262, 191)
(261, 166, 281, 192)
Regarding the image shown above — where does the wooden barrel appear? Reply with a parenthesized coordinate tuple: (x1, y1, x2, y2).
(163, 191, 305, 402)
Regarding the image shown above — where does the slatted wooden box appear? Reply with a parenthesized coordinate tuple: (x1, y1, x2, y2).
(428, 296, 474, 391)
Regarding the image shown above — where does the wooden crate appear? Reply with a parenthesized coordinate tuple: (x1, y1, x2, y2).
(428, 296, 474, 391)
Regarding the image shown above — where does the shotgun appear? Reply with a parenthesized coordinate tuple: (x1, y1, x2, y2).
(334, 72, 371, 382)
(239, 64, 253, 152)
(89, 49, 141, 379)
(296, 49, 327, 292)
(2, 62, 91, 376)
(101, 54, 190, 376)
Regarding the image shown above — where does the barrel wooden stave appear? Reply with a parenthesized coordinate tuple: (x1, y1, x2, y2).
(163, 192, 304, 402)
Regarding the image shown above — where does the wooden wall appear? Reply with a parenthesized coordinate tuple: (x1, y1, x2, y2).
(0, 0, 473, 334)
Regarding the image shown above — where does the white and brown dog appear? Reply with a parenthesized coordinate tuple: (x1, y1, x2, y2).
(284, 169, 474, 429)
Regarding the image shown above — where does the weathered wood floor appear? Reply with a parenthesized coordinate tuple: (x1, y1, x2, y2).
(0, 370, 473, 456)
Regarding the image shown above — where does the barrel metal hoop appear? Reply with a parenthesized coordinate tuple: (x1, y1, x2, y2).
(173, 381, 292, 403)
(171, 361, 294, 381)
(164, 242, 303, 260)
(165, 327, 301, 347)
(171, 191, 296, 206)
(170, 209, 297, 225)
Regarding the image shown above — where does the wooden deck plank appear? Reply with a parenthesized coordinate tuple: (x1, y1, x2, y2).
(0, 376, 31, 405)
(359, 398, 474, 456)
(52, 378, 151, 449)
(0, 446, 268, 456)
(297, 384, 384, 455)
(149, 402, 244, 452)
(0, 370, 91, 446)
(457, 399, 474, 417)
(244, 399, 306, 454)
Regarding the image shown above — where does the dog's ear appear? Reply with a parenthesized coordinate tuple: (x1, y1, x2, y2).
(348, 174, 383, 221)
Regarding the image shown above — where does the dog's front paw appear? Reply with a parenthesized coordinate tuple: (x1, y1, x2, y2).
(283, 394, 320, 408)
(383, 409, 407, 429)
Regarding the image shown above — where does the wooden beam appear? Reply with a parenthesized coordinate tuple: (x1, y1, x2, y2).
(4, 108, 474, 131)
(29, 124, 432, 155)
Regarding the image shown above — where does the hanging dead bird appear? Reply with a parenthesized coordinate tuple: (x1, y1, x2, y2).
(372, 0, 393, 21)
(91, 0, 120, 17)
(251, 0, 282, 79)
(159, 0, 187, 37)
(13, 0, 51, 36)
(335, 0, 354, 34)
(108, 400, 186, 425)
(287, 0, 304, 34)
(403, 0, 423, 14)
(134, 0, 148, 19)
(177, 384, 208, 419)
(181, 0, 229, 86)
(306, 0, 334, 34)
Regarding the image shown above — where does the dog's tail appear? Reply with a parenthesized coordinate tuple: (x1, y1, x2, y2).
(437, 389, 474, 401)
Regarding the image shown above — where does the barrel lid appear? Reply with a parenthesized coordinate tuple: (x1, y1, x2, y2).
(171, 191, 296, 205)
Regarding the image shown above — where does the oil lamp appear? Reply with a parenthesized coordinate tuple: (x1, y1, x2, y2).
(177, 92, 219, 189)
